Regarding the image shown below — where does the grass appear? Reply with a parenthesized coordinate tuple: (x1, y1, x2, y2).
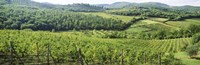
(125, 19, 179, 33)
(81, 12, 200, 35)
(127, 17, 200, 33)
(125, 20, 151, 33)
(82, 12, 134, 23)
(145, 19, 180, 30)
(175, 52, 200, 65)
(166, 18, 200, 28)
(148, 17, 168, 22)
(140, 19, 160, 24)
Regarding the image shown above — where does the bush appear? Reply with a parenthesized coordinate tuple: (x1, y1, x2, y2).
(192, 33, 200, 44)
(162, 53, 183, 65)
(186, 44, 199, 56)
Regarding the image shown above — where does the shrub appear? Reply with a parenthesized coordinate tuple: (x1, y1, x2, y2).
(192, 33, 200, 44)
(186, 44, 199, 56)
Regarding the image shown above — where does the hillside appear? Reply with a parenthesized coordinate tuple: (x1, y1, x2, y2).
(0, 0, 200, 65)
(96, 2, 132, 8)
(8, 0, 105, 12)
(96, 2, 169, 8)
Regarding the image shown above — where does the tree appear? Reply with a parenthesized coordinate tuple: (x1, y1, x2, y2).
(186, 44, 199, 57)
(192, 33, 200, 44)
(186, 33, 200, 57)
(156, 30, 166, 39)
(0, 23, 3, 29)
(188, 24, 200, 35)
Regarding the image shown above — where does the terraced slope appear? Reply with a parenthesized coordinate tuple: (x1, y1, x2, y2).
(82, 12, 135, 23)
(166, 18, 200, 28)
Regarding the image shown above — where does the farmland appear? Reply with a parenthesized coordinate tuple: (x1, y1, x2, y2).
(0, 30, 192, 65)
(0, 0, 200, 65)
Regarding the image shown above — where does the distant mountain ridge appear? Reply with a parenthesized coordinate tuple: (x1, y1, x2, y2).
(95, 2, 170, 8)
(6, 0, 105, 12)
(4, 0, 200, 12)
(95, 2, 200, 12)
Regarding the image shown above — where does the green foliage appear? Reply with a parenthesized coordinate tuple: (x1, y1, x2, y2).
(166, 19, 200, 28)
(83, 12, 135, 23)
(138, 24, 200, 40)
(162, 53, 183, 65)
(188, 24, 200, 35)
(192, 33, 200, 44)
(1, 1, 200, 64)
(186, 33, 200, 57)
(11, 0, 104, 12)
(0, 6, 126, 31)
(174, 52, 200, 65)
(0, 30, 189, 64)
(186, 44, 199, 56)
(109, 7, 200, 21)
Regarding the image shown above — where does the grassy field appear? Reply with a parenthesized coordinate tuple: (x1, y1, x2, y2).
(148, 17, 168, 22)
(125, 19, 179, 33)
(175, 52, 200, 65)
(82, 12, 135, 23)
(166, 18, 200, 28)
(125, 20, 153, 33)
(134, 18, 200, 34)
(1, 11, 200, 64)
(82, 12, 185, 34)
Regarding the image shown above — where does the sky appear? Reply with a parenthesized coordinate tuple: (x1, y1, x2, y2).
(32, 0, 200, 6)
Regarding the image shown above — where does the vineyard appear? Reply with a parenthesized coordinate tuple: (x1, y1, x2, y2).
(0, 30, 191, 65)
(1, 0, 200, 65)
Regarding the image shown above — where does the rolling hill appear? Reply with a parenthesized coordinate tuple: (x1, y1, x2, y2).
(96, 2, 169, 9)
(0, 0, 200, 65)
(6, 0, 105, 12)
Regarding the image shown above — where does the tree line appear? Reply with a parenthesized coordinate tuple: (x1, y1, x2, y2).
(138, 24, 200, 40)
(5, 0, 105, 12)
(109, 7, 200, 21)
(85, 24, 200, 39)
(0, 5, 127, 31)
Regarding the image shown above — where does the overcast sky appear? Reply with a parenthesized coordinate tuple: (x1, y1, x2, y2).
(32, 0, 200, 6)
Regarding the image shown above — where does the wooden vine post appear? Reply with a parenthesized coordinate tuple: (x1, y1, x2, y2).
(78, 48, 84, 65)
(36, 42, 40, 64)
(47, 43, 50, 65)
(158, 53, 161, 65)
(10, 42, 14, 65)
(144, 52, 146, 64)
(121, 49, 124, 65)
(10, 41, 24, 65)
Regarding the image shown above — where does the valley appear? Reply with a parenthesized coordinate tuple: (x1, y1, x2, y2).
(0, 0, 200, 65)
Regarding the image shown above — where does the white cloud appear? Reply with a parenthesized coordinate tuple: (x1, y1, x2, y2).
(192, 1, 200, 6)
(32, 0, 200, 6)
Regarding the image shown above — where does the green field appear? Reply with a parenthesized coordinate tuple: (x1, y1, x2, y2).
(82, 12, 135, 23)
(1, 11, 200, 65)
(1, 1, 200, 65)
(0, 30, 193, 65)
(175, 52, 200, 65)
(166, 18, 200, 28)
(125, 19, 180, 33)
